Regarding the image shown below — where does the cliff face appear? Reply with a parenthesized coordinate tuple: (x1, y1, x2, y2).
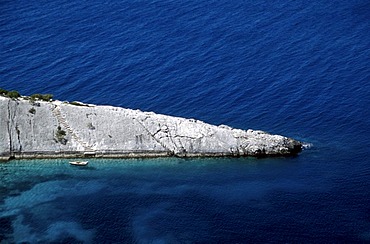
(0, 96, 302, 160)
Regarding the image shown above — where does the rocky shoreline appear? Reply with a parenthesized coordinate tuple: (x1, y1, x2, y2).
(0, 96, 302, 161)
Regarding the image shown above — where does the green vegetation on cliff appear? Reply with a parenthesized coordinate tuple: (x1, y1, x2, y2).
(55, 126, 67, 145)
(0, 88, 53, 101)
(0, 88, 20, 99)
(30, 93, 54, 101)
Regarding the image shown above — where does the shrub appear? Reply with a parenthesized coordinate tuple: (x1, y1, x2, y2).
(29, 107, 36, 114)
(42, 94, 53, 101)
(30, 93, 53, 101)
(30, 94, 40, 100)
(56, 126, 66, 136)
(0, 88, 8, 95)
(0, 88, 20, 99)
(56, 126, 67, 145)
(6, 90, 20, 99)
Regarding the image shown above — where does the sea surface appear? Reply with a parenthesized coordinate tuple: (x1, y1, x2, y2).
(1, 0, 370, 242)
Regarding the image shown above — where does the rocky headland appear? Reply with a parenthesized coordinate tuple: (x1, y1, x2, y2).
(0, 96, 302, 160)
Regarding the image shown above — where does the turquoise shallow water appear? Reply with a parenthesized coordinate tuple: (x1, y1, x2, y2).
(1, 152, 369, 242)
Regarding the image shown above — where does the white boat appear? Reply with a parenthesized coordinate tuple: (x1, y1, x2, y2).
(69, 161, 88, 166)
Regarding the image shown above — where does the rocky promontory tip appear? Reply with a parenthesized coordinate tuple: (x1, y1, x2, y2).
(0, 96, 302, 160)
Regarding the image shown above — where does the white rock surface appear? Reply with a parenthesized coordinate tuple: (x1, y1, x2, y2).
(0, 96, 302, 160)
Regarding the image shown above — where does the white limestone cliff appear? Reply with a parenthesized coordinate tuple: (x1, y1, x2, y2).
(0, 96, 302, 160)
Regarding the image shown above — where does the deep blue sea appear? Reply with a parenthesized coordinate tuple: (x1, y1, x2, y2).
(1, 0, 370, 242)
